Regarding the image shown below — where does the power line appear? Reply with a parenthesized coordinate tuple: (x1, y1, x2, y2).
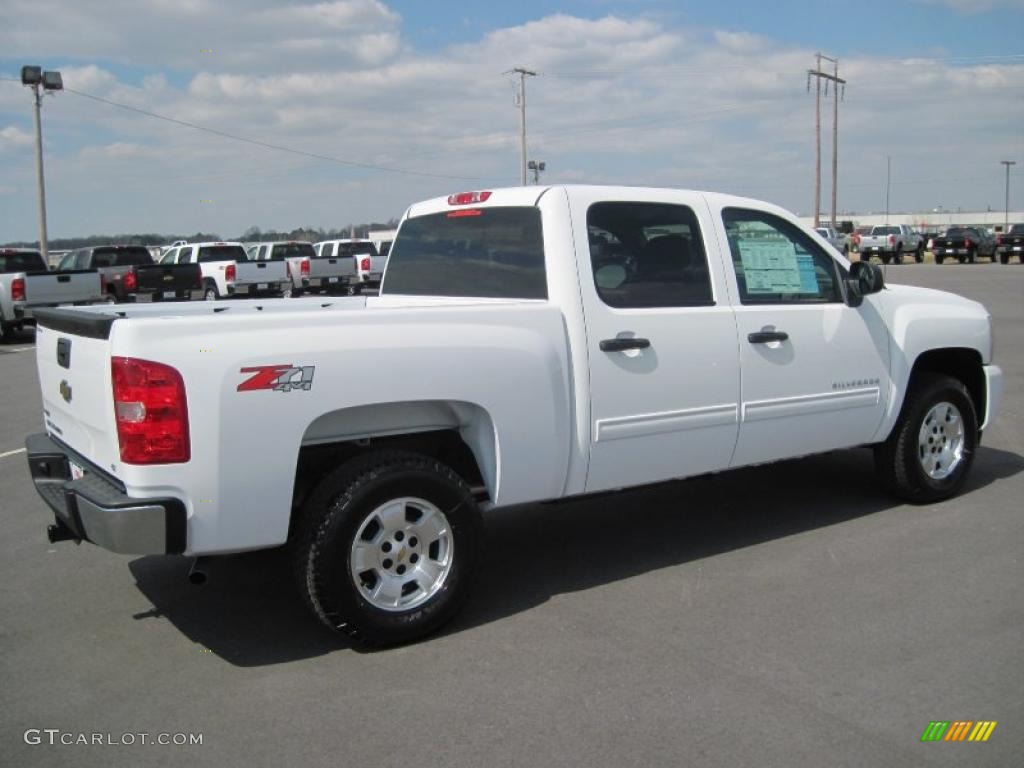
(61, 87, 506, 183)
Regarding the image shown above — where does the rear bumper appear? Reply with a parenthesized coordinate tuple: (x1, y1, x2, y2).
(25, 433, 186, 555)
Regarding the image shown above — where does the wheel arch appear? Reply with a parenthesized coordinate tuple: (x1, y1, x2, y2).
(290, 399, 498, 521)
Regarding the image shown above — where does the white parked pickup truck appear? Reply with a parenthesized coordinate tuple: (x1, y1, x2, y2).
(159, 242, 237, 300)
(1, 248, 105, 341)
(26, 185, 1002, 646)
(858, 225, 924, 264)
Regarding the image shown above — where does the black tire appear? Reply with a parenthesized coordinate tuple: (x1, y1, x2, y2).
(881, 253, 891, 265)
(874, 373, 978, 504)
(968, 248, 976, 264)
(202, 281, 218, 301)
(999, 253, 1009, 265)
(957, 255, 966, 264)
(292, 450, 482, 646)
(0, 320, 11, 343)
(915, 244, 924, 263)
(935, 254, 945, 265)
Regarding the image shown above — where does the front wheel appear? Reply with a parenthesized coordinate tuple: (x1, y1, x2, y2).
(874, 373, 978, 503)
(292, 451, 482, 646)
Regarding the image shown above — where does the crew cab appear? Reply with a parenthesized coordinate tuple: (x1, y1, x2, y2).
(931, 227, 997, 264)
(160, 242, 237, 300)
(246, 241, 315, 297)
(858, 225, 924, 264)
(25, 185, 1003, 646)
(310, 240, 365, 294)
(57, 245, 201, 303)
(996, 223, 1024, 264)
(1, 248, 104, 341)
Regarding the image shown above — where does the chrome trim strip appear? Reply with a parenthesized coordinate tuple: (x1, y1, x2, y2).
(743, 387, 880, 423)
(595, 403, 738, 442)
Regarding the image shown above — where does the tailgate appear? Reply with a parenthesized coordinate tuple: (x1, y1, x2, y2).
(25, 272, 103, 307)
(310, 257, 356, 279)
(136, 263, 201, 292)
(236, 261, 286, 285)
(34, 314, 121, 472)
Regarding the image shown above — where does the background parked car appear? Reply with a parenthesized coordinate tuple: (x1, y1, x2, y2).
(932, 227, 997, 264)
(995, 224, 1024, 264)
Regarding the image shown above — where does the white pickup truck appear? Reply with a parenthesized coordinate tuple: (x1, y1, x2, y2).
(25, 185, 1002, 646)
(159, 242, 237, 300)
(1, 248, 105, 341)
(857, 225, 924, 264)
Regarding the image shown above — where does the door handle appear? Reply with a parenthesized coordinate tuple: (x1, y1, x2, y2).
(600, 337, 651, 352)
(747, 331, 789, 344)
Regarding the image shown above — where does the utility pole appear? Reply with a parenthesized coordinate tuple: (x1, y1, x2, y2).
(807, 54, 845, 228)
(1001, 160, 1016, 233)
(512, 67, 536, 186)
(21, 66, 63, 265)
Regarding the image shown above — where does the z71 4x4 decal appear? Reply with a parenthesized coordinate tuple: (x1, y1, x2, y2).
(237, 364, 315, 392)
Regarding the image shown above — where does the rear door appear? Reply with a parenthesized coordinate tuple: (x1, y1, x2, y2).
(709, 204, 890, 467)
(570, 190, 742, 492)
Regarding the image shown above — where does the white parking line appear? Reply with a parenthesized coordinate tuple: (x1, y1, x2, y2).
(0, 448, 27, 459)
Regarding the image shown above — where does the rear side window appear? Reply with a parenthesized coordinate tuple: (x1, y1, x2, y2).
(723, 207, 841, 304)
(0, 251, 47, 273)
(383, 207, 546, 299)
(92, 247, 153, 267)
(587, 202, 713, 308)
(198, 246, 246, 263)
(271, 243, 315, 260)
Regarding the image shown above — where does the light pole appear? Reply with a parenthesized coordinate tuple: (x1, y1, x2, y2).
(1001, 160, 1016, 234)
(527, 160, 545, 185)
(21, 65, 63, 266)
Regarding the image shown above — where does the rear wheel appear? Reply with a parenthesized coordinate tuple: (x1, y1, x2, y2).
(881, 253, 891, 265)
(968, 248, 977, 264)
(915, 243, 924, 263)
(202, 281, 219, 301)
(292, 450, 482, 646)
(874, 373, 978, 503)
(935, 254, 945, 265)
(999, 253, 1009, 264)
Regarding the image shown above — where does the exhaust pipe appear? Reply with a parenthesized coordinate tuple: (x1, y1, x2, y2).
(188, 557, 210, 586)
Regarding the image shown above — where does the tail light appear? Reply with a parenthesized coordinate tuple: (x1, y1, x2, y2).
(996, 235, 1002, 246)
(111, 357, 190, 464)
(360, 257, 371, 272)
(11, 277, 25, 301)
(300, 258, 310, 277)
(965, 238, 973, 248)
(888, 235, 895, 246)
(927, 238, 934, 249)
(123, 268, 137, 292)
(225, 264, 236, 283)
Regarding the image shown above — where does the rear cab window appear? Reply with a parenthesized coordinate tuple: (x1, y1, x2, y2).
(0, 250, 47, 274)
(198, 245, 246, 263)
(333, 242, 379, 258)
(92, 247, 153, 267)
(383, 206, 546, 299)
(270, 243, 315, 260)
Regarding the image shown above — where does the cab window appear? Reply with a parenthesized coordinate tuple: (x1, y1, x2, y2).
(723, 208, 841, 304)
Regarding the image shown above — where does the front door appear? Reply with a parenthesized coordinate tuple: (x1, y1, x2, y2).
(572, 191, 742, 493)
(709, 204, 891, 467)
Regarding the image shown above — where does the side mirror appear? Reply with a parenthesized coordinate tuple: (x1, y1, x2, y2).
(846, 261, 884, 307)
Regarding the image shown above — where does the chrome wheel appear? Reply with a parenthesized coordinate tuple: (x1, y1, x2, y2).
(350, 497, 453, 612)
(918, 401, 965, 480)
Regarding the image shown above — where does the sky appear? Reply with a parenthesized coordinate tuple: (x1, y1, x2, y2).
(0, 0, 1022, 241)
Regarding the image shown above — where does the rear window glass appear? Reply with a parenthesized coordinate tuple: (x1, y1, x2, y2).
(92, 247, 153, 267)
(330, 242, 379, 258)
(270, 243, 315, 260)
(383, 207, 546, 299)
(198, 246, 246, 263)
(944, 228, 973, 238)
(0, 251, 47, 273)
(1009, 224, 1024, 235)
(872, 226, 899, 235)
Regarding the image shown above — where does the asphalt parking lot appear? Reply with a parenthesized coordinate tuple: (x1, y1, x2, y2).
(1, 265, 1021, 767)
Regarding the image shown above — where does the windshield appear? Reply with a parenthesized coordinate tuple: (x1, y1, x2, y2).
(270, 243, 315, 260)
(0, 250, 47, 273)
(92, 246, 153, 267)
(384, 207, 546, 299)
(198, 245, 246, 263)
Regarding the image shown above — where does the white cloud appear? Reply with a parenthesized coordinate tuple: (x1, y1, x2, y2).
(918, 0, 1024, 12)
(0, 125, 34, 151)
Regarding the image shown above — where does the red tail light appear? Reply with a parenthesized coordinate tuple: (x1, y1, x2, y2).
(996, 235, 1003, 245)
(300, 258, 310, 277)
(965, 238, 972, 248)
(11, 277, 25, 301)
(888, 235, 895, 246)
(123, 268, 137, 292)
(111, 357, 190, 464)
(225, 264, 236, 283)
(360, 257, 371, 271)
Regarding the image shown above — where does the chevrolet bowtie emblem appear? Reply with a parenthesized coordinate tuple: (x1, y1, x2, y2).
(59, 380, 72, 403)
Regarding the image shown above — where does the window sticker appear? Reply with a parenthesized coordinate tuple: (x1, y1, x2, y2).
(796, 254, 819, 293)
(737, 239, 803, 293)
